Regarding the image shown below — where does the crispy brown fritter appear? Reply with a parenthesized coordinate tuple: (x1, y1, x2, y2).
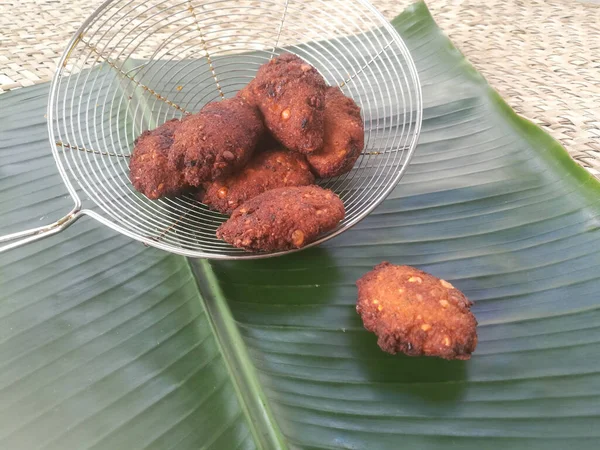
(307, 86, 364, 178)
(129, 119, 188, 199)
(239, 53, 326, 154)
(356, 262, 478, 360)
(199, 148, 315, 215)
(169, 97, 264, 186)
(216, 185, 344, 252)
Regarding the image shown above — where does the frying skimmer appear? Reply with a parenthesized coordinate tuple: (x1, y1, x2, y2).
(0, 0, 422, 259)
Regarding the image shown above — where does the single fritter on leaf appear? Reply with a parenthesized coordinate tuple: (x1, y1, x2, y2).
(239, 53, 326, 154)
(356, 262, 478, 360)
(216, 185, 344, 252)
(129, 119, 187, 200)
(169, 97, 264, 186)
(199, 148, 315, 215)
(307, 86, 365, 178)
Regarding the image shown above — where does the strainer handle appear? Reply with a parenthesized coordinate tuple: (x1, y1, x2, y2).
(0, 210, 82, 253)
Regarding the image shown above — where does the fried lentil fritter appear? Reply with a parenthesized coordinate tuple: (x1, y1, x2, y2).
(307, 86, 365, 178)
(199, 148, 315, 215)
(216, 185, 344, 252)
(356, 262, 478, 360)
(129, 119, 187, 199)
(169, 97, 264, 186)
(239, 53, 326, 154)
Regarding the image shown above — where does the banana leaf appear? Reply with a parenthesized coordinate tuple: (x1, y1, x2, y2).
(1, 2, 600, 449)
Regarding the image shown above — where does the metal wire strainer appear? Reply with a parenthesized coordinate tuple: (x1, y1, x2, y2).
(0, 0, 422, 259)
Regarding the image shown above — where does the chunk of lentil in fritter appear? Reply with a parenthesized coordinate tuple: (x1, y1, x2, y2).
(129, 118, 188, 199)
(239, 53, 326, 154)
(307, 86, 365, 178)
(198, 147, 315, 215)
(216, 185, 344, 252)
(169, 97, 264, 186)
(356, 262, 478, 360)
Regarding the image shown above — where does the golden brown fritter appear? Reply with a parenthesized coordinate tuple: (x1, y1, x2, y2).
(129, 119, 188, 200)
(198, 148, 315, 215)
(239, 53, 326, 154)
(356, 262, 478, 360)
(169, 97, 264, 186)
(307, 86, 364, 178)
(216, 185, 344, 252)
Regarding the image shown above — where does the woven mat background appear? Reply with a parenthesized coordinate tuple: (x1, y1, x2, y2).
(1, 0, 599, 176)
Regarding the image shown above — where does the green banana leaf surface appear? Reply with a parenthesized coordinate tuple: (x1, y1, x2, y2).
(2, 2, 600, 449)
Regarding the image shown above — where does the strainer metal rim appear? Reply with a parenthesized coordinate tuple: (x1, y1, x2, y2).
(38, 0, 422, 260)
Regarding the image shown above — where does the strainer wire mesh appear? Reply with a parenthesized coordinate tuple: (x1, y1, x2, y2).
(47, 0, 422, 259)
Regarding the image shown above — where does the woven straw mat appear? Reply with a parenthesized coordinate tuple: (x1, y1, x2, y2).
(1, 0, 599, 177)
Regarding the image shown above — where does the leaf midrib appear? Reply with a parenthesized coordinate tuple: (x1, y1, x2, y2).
(187, 258, 287, 450)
